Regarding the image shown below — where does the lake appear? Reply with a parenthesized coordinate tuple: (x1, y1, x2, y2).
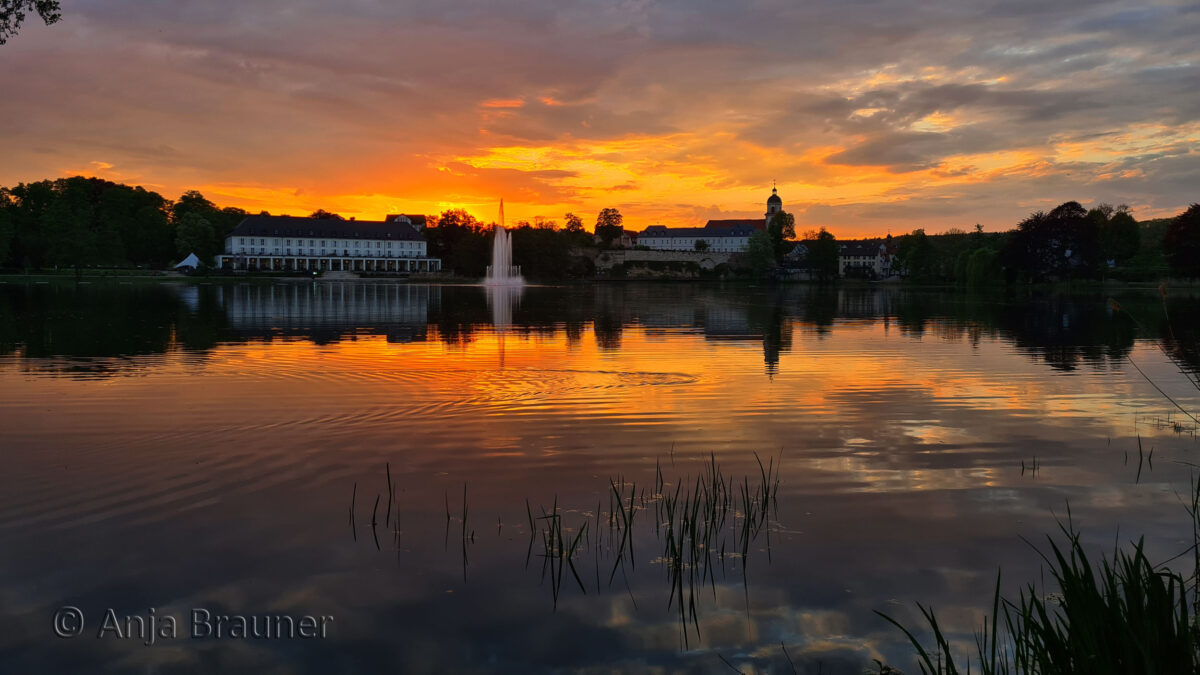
(1, 280, 1198, 673)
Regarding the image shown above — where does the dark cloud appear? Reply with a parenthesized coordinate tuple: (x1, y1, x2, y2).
(0, 0, 1196, 229)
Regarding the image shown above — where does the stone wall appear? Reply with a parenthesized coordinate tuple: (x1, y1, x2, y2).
(592, 249, 733, 271)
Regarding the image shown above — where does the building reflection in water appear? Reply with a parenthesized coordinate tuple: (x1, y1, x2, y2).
(218, 282, 439, 344)
(1, 282, 1197, 380)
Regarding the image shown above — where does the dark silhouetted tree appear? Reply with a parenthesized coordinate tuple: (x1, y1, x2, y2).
(511, 223, 572, 280)
(562, 212, 591, 248)
(896, 229, 936, 279)
(309, 209, 343, 220)
(594, 208, 623, 246)
(0, 0, 60, 45)
(175, 212, 217, 265)
(767, 211, 795, 260)
(1089, 203, 1139, 265)
(746, 231, 773, 278)
(1003, 201, 1100, 281)
(694, 239, 709, 251)
(807, 228, 839, 281)
(564, 212, 584, 233)
(424, 209, 490, 277)
(964, 247, 1002, 287)
(1164, 204, 1200, 278)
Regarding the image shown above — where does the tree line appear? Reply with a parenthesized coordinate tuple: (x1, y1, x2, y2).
(773, 201, 1199, 284)
(0, 175, 635, 278)
(888, 201, 1200, 284)
(424, 209, 616, 279)
(0, 177, 248, 271)
(4, 176, 1197, 283)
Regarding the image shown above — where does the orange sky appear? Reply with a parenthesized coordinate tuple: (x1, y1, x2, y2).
(2, 1, 1197, 236)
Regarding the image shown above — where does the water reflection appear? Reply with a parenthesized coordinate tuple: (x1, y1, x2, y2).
(2, 282, 1194, 378)
(0, 281, 1198, 673)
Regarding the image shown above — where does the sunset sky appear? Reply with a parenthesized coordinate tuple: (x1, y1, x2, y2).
(2, 0, 1198, 236)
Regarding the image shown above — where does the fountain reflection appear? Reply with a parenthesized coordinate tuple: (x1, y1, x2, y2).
(486, 283, 524, 368)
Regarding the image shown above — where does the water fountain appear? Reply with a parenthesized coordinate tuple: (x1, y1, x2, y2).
(483, 200, 523, 367)
(484, 199, 523, 286)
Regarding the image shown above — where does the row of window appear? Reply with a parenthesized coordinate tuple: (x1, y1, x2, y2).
(237, 238, 420, 249)
(231, 249, 428, 257)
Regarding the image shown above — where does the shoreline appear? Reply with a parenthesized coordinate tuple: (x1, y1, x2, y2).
(2, 270, 1198, 293)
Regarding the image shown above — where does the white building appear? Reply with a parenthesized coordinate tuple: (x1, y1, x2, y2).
(636, 224, 758, 252)
(838, 239, 895, 278)
(216, 215, 442, 274)
(637, 188, 782, 252)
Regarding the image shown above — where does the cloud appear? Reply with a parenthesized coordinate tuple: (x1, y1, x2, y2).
(0, 0, 1196, 234)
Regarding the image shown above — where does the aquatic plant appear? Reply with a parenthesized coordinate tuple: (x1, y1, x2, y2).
(877, 500, 1200, 674)
(880, 294, 1200, 673)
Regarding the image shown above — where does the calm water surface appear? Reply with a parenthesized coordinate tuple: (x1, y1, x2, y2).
(1, 281, 1198, 673)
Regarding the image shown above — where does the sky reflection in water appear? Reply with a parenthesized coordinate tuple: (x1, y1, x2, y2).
(0, 282, 1198, 673)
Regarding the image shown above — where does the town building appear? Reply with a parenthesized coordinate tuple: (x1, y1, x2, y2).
(637, 187, 782, 252)
(216, 215, 442, 273)
(637, 224, 758, 252)
(383, 214, 429, 230)
(838, 238, 895, 278)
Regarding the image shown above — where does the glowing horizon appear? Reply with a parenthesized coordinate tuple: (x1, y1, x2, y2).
(2, 1, 1198, 238)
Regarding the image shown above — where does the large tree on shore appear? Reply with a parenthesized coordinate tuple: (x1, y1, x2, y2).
(594, 208, 624, 246)
(767, 211, 795, 260)
(175, 212, 217, 264)
(746, 231, 774, 278)
(1164, 204, 1200, 278)
(424, 209, 490, 277)
(1003, 201, 1101, 281)
(896, 229, 936, 279)
(807, 228, 839, 281)
(0, 0, 60, 45)
(1089, 203, 1140, 265)
(562, 211, 591, 247)
(563, 212, 584, 233)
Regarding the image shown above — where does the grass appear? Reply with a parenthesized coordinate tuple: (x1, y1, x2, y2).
(876, 501, 1200, 674)
(879, 289, 1200, 674)
(516, 452, 782, 646)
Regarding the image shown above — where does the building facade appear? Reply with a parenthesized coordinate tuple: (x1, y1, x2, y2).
(637, 188, 780, 252)
(216, 215, 442, 273)
(838, 238, 895, 278)
(636, 224, 758, 252)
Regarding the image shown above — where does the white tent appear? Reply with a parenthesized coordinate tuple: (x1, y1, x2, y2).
(174, 253, 201, 269)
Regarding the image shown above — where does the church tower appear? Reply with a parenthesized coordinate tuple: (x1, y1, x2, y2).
(765, 184, 783, 226)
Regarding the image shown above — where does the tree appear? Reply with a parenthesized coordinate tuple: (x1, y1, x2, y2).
(1164, 204, 1200, 278)
(807, 228, 839, 281)
(175, 212, 217, 265)
(1089, 204, 1139, 265)
(896, 229, 936, 279)
(41, 177, 100, 271)
(561, 212, 592, 248)
(694, 239, 709, 251)
(0, 0, 60, 45)
(424, 209, 490, 277)
(594, 208, 623, 246)
(1003, 201, 1100, 281)
(511, 223, 572, 280)
(309, 209, 342, 220)
(767, 211, 795, 261)
(563, 212, 584, 233)
(746, 231, 774, 279)
(0, 192, 12, 265)
(964, 247, 1002, 287)
(171, 190, 217, 226)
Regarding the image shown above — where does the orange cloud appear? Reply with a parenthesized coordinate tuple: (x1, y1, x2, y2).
(481, 98, 525, 109)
